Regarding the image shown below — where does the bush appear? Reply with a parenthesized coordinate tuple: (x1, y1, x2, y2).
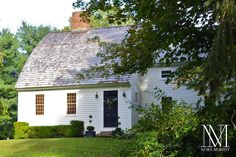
(28, 125, 76, 138)
(70, 120, 84, 137)
(13, 122, 29, 139)
(121, 102, 199, 156)
(0, 116, 13, 139)
(13, 120, 84, 139)
(28, 126, 52, 138)
(112, 127, 125, 138)
(86, 126, 95, 131)
(120, 131, 165, 157)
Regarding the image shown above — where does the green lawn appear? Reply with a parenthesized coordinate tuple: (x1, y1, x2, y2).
(0, 138, 125, 157)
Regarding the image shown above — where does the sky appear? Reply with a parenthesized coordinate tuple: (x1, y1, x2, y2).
(0, 0, 79, 33)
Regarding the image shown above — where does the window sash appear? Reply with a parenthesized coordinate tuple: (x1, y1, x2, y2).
(67, 93, 76, 114)
(36, 94, 44, 115)
(161, 70, 171, 78)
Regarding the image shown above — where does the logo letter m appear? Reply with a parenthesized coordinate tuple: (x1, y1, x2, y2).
(202, 124, 229, 147)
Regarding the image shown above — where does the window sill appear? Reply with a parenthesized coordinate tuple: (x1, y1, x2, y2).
(64, 114, 78, 117)
(35, 115, 44, 116)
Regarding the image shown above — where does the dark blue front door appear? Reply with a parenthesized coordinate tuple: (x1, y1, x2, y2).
(104, 91, 118, 127)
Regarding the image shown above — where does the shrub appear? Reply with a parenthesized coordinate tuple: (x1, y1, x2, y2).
(70, 120, 84, 137)
(86, 115, 95, 133)
(112, 127, 125, 138)
(120, 131, 165, 157)
(13, 120, 84, 139)
(28, 126, 54, 138)
(0, 116, 13, 139)
(86, 126, 95, 131)
(121, 102, 199, 156)
(13, 122, 29, 139)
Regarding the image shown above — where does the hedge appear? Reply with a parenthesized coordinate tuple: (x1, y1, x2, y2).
(13, 120, 84, 139)
(70, 120, 84, 137)
(13, 122, 29, 139)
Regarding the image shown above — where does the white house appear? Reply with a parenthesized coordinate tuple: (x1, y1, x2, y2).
(15, 12, 201, 134)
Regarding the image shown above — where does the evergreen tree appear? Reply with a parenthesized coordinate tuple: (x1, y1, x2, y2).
(0, 29, 21, 139)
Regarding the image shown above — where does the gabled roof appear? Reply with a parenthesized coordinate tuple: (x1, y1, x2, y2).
(16, 26, 130, 89)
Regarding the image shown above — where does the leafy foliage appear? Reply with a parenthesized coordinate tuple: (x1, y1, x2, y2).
(112, 116, 125, 138)
(14, 120, 84, 139)
(74, 2, 236, 155)
(121, 89, 236, 156)
(0, 29, 22, 139)
(74, 0, 236, 106)
(122, 101, 199, 157)
(13, 122, 29, 139)
(0, 23, 55, 139)
(89, 9, 134, 28)
(87, 126, 95, 131)
(16, 21, 57, 55)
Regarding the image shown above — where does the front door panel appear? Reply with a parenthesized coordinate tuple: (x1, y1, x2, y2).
(104, 91, 118, 127)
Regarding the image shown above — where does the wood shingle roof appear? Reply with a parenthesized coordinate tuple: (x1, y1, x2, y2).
(16, 26, 130, 89)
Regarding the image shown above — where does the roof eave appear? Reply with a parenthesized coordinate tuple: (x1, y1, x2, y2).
(16, 82, 131, 92)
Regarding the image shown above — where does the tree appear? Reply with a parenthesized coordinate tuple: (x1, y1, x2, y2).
(73, 0, 236, 106)
(0, 29, 21, 139)
(0, 49, 3, 68)
(0, 22, 57, 139)
(0, 29, 23, 84)
(89, 9, 133, 28)
(16, 21, 57, 55)
(74, 1, 236, 155)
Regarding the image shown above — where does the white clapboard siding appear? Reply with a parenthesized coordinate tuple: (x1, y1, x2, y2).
(140, 67, 202, 106)
(18, 87, 132, 133)
(18, 89, 79, 126)
(130, 73, 141, 126)
(78, 87, 132, 132)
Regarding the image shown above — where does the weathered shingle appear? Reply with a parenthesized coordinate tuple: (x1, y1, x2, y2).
(16, 26, 130, 89)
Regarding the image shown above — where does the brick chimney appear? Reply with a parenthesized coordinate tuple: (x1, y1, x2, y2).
(70, 11, 91, 30)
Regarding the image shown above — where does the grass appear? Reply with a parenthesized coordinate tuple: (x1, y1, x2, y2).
(0, 137, 125, 157)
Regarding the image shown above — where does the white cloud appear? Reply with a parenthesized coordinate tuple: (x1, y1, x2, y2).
(0, 0, 78, 32)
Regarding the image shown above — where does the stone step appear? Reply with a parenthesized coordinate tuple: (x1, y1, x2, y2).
(97, 131, 113, 137)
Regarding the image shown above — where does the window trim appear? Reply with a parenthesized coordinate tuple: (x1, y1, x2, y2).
(67, 93, 77, 115)
(36, 94, 44, 115)
(161, 96, 173, 102)
(161, 70, 171, 78)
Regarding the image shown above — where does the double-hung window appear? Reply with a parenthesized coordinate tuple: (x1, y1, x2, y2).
(161, 70, 171, 78)
(36, 94, 44, 115)
(67, 93, 76, 114)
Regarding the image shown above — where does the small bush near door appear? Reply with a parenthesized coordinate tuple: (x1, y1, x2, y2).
(13, 120, 84, 139)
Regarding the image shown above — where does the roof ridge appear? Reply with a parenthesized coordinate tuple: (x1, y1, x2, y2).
(48, 25, 131, 34)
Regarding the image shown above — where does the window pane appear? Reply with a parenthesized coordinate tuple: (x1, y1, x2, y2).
(161, 70, 171, 78)
(67, 93, 76, 114)
(36, 94, 44, 115)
